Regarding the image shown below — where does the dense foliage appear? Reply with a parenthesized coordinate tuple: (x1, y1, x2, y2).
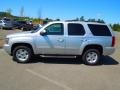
(110, 24, 120, 32)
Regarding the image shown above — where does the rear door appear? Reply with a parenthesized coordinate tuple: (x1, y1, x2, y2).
(65, 23, 85, 55)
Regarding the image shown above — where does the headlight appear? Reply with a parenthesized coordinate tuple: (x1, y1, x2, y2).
(5, 38, 9, 44)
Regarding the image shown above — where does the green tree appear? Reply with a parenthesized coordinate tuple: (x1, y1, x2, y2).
(6, 8, 12, 14)
(0, 12, 12, 18)
(112, 24, 120, 31)
(109, 24, 112, 28)
(75, 17, 79, 21)
(55, 18, 60, 21)
(97, 19, 105, 23)
(80, 16, 85, 21)
(88, 18, 96, 22)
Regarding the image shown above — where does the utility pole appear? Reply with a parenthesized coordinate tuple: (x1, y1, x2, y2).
(38, 8, 42, 24)
(20, 6, 24, 17)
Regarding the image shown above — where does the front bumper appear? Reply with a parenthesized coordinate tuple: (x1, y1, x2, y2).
(4, 44, 11, 55)
(103, 47, 115, 55)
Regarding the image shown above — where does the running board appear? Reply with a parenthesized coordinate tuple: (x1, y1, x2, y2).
(40, 55, 77, 58)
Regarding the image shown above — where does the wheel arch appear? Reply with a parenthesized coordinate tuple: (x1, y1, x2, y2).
(11, 43, 34, 56)
(82, 44, 103, 55)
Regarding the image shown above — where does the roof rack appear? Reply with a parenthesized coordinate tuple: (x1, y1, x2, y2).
(65, 20, 89, 22)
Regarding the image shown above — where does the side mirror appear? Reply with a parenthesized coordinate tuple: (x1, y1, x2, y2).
(40, 30, 47, 36)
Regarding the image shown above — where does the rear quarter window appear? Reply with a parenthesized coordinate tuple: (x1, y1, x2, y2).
(88, 24, 112, 36)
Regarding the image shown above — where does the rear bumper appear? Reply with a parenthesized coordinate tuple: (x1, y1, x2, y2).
(103, 47, 115, 55)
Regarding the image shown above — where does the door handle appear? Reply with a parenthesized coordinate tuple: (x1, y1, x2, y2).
(57, 39, 64, 42)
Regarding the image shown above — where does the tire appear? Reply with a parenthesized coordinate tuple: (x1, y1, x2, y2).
(13, 46, 32, 63)
(82, 49, 100, 65)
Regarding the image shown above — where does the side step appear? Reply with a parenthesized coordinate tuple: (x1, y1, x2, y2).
(40, 55, 77, 58)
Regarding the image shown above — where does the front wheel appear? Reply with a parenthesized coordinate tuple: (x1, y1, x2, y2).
(13, 46, 32, 63)
(82, 49, 100, 65)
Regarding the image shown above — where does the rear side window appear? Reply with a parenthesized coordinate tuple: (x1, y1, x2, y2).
(88, 24, 112, 36)
(68, 23, 85, 35)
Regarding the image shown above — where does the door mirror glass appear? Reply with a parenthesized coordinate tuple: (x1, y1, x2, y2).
(40, 30, 47, 36)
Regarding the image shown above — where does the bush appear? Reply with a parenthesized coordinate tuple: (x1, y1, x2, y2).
(112, 24, 120, 32)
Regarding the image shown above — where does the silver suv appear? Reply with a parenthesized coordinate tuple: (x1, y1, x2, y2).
(4, 21, 115, 65)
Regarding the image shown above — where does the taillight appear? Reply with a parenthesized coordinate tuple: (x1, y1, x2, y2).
(112, 36, 115, 47)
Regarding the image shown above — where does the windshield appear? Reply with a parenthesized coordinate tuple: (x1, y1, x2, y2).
(31, 27, 41, 33)
(31, 24, 46, 33)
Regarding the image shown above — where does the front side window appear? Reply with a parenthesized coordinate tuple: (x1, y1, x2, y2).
(45, 23, 64, 35)
(68, 23, 85, 35)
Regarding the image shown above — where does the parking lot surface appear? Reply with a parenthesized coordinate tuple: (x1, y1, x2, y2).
(0, 31, 120, 90)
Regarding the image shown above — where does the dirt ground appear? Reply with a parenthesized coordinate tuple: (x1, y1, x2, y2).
(0, 39, 4, 48)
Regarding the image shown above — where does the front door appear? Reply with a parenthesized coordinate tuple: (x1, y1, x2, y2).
(36, 23, 65, 54)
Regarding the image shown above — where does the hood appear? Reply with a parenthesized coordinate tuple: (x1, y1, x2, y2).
(6, 31, 32, 38)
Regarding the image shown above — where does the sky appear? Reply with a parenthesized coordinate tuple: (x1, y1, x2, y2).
(0, 0, 120, 23)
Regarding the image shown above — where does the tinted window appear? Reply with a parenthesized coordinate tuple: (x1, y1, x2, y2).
(45, 23, 63, 35)
(68, 23, 85, 35)
(3, 18, 10, 21)
(18, 21, 27, 24)
(88, 24, 111, 36)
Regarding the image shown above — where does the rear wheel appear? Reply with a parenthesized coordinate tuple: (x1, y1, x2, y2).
(82, 49, 100, 65)
(13, 46, 32, 63)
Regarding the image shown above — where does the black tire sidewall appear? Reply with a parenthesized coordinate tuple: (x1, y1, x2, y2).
(13, 46, 32, 63)
(82, 49, 100, 65)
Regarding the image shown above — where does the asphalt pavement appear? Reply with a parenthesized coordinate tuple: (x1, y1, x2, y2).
(0, 48, 120, 90)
